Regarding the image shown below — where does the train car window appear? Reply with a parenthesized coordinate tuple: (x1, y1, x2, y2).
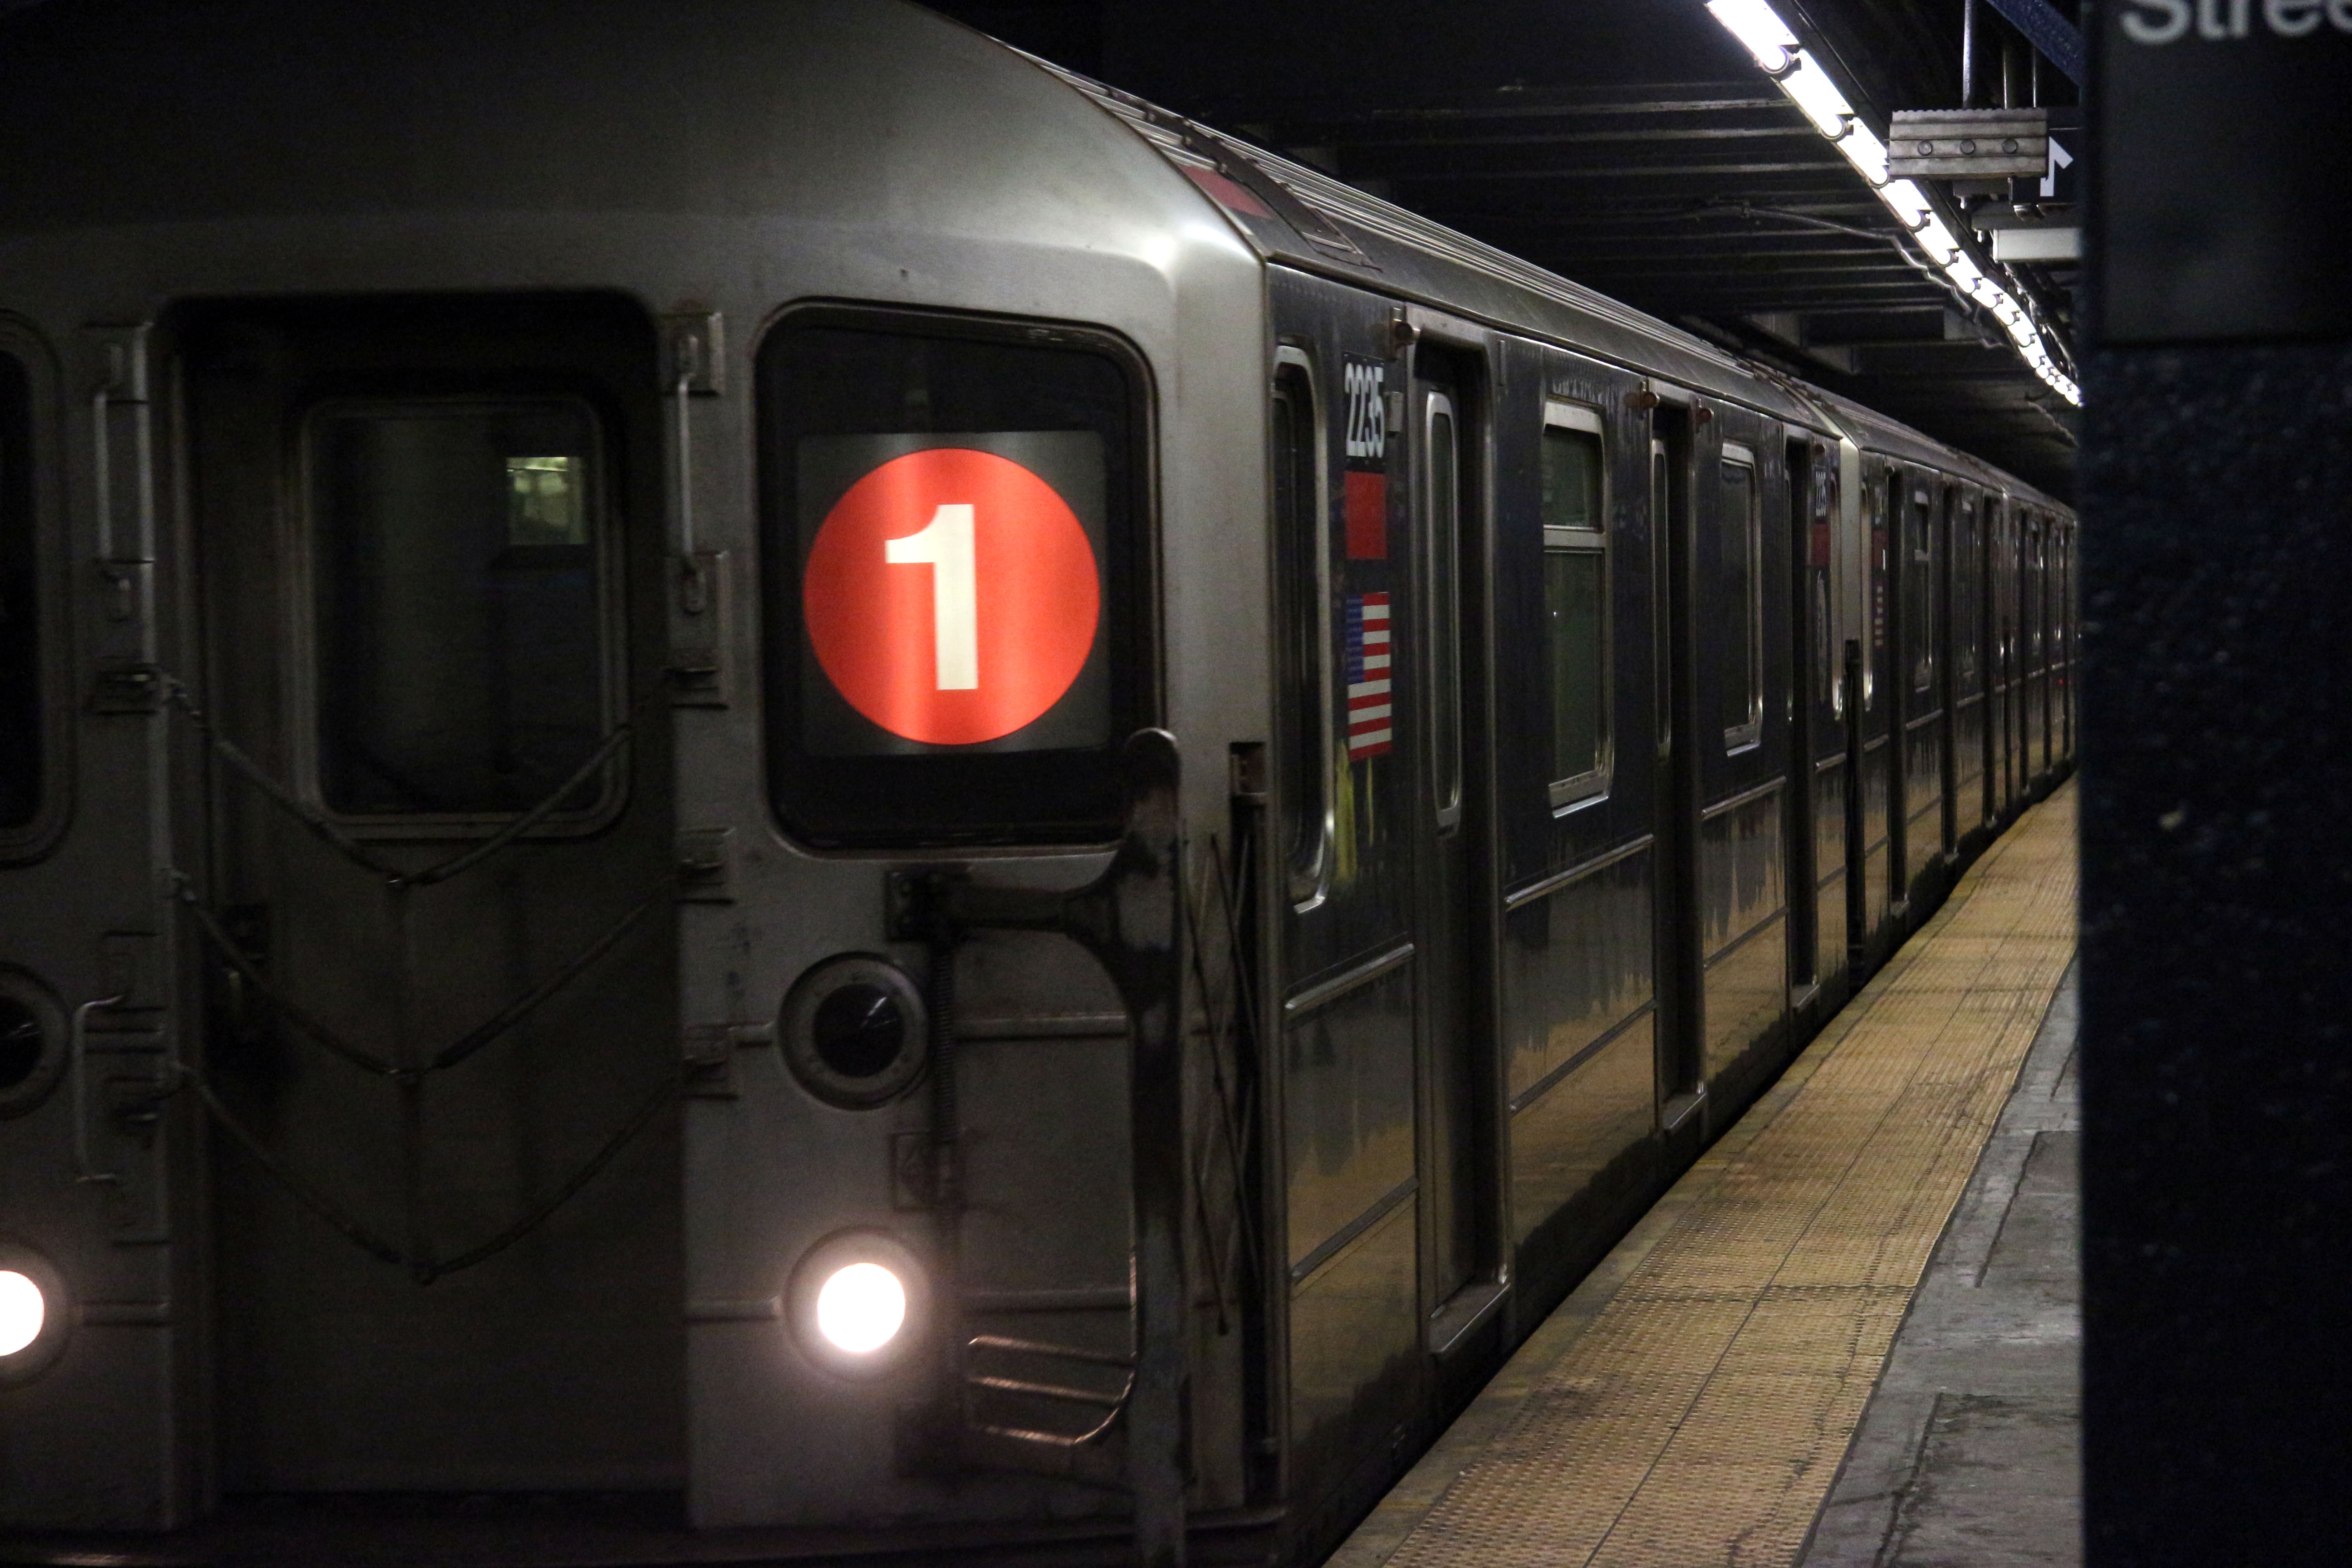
(1718, 446, 1761, 749)
(0, 352, 34, 831)
(1273, 349, 1329, 905)
(310, 399, 614, 817)
(1955, 497, 1979, 690)
(1910, 487, 1936, 694)
(1811, 449, 1836, 715)
(1543, 402, 1607, 807)
(758, 309, 1147, 848)
(1425, 392, 1463, 829)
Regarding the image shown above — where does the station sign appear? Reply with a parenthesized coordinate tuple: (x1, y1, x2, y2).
(2097, 0, 2352, 341)
(798, 433, 1107, 752)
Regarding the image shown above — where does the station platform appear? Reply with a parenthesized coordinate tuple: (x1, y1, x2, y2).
(1331, 782, 2079, 1568)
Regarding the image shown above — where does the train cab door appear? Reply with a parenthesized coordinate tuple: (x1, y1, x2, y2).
(180, 298, 683, 1498)
(1406, 335, 1500, 1358)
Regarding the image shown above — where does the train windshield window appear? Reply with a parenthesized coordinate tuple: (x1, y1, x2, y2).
(1543, 403, 1607, 806)
(0, 353, 34, 831)
(310, 400, 612, 817)
(1273, 351, 1328, 903)
(759, 310, 1147, 848)
(1718, 448, 1760, 748)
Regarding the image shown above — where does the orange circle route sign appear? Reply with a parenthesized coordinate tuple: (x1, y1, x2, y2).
(803, 447, 1102, 746)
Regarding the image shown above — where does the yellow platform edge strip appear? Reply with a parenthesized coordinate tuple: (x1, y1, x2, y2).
(1333, 781, 2078, 1568)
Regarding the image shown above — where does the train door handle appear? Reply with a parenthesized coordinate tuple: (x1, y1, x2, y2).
(70, 992, 129, 1186)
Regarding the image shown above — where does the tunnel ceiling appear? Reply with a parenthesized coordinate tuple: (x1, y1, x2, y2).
(928, 0, 2082, 502)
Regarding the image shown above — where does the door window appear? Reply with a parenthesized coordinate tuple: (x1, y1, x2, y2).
(1272, 349, 1330, 904)
(1541, 402, 1607, 807)
(1424, 391, 1463, 829)
(310, 399, 614, 819)
(1651, 437, 1671, 750)
(1910, 486, 1936, 695)
(1718, 445, 1761, 749)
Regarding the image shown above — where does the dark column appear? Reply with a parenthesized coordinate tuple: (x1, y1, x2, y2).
(2083, 11, 2352, 1566)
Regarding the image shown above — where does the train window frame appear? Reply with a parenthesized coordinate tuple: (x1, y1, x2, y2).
(1719, 442, 1763, 753)
(296, 393, 627, 835)
(1272, 345, 1333, 911)
(1541, 400, 1610, 813)
(756, 302, 1156, 851)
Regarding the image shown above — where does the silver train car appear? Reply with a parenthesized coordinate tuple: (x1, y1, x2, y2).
(0, 2, 2075, 1562)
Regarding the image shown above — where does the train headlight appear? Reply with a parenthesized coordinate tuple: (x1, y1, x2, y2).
(816, 1262, 906, 1353)
(0, 1242, 69, 1385)
(0, 1270, 41, 1356)
(788, 1230, 928, 1377)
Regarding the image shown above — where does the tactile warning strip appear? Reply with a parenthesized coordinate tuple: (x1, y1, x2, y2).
(1333, 782, 2078, 1568)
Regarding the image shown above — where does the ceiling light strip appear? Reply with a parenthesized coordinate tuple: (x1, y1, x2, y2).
(1704, 0, 2081, 406)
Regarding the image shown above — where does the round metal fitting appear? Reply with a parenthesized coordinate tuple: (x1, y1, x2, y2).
(0, 1238, 72, 1388)
(784, 1227, 931, 1380)
(0, 969, 66, 1119)
(778, 955, 928, 1109)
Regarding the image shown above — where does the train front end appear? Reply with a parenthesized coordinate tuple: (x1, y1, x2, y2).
(0, 0, 1273, 1549)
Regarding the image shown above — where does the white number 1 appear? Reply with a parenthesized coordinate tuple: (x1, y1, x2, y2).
(884, 502, 978, 691)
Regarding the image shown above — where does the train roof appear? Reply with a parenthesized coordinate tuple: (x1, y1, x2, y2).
(1018, 52, 2072, 517)
(0, 0, 2063, 517)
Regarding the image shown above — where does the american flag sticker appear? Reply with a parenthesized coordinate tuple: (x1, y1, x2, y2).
(1344, 592, 1393, 759)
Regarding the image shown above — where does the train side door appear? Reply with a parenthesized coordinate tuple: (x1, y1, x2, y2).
(1650, 406, 1704, 1128)
(1936, 485, 1961, 859)
(1785, 440, 1834, 1003)
(181, 299, 682, 1496)
(1408, 338, 1499, 1347)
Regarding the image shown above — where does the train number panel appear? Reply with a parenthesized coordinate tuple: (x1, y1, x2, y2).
(800, 438, 1104, 748)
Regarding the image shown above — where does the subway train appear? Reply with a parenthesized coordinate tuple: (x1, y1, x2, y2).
(0, 2, 2075, 1563)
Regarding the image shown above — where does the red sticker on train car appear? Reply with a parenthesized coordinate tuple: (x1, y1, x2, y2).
(802, 448, 1101, 747)
(1344, 470, 1388, 560)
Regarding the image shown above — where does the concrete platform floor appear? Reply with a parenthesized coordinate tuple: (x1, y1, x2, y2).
(1797, 960, 2081, 1568)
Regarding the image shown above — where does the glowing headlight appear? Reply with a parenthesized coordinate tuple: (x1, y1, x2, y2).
(816, 1262, 906, 1353)
(788, 1230, 927, 1377)
(0, 1269, 43, 1357)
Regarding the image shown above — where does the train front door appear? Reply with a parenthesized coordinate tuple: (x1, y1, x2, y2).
(1409, 339, 1499, 1354)
(181, 298, 684, 1496)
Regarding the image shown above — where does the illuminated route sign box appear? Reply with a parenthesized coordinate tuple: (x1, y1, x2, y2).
(797, 431, 1108, 756)
(2097, 0, 2352, 341)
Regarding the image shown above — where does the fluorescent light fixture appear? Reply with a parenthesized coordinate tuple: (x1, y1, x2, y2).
(1704, 0, 2081, 406)
(1706, 0, 1798, 69)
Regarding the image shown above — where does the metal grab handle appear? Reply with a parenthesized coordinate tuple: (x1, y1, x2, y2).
(70, 992, 128, 1186)
(890, 730, 1190, 1568)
